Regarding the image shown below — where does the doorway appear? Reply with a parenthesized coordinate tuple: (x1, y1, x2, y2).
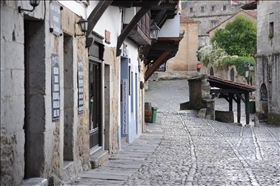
(24, 20, 45, 178)
(89, 61, 102, 149)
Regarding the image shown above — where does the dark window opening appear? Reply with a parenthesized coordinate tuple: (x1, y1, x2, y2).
(223, 5, 226, 10)
(201, 6, 204, 13)
(212, 6, 215, 11)
(190, 7, 193, 13)
(269, 22, 274, 39)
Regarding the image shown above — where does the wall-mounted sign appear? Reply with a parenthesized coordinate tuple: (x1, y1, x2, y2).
(122, 79, 128, 135)
(78, 60, 84, 114)
(51, 54, 60, 121)
(49, 2, 61, 36)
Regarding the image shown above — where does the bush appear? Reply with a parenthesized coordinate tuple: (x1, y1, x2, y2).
(222, 56, 255, 77)
(197, 43, 228, 68)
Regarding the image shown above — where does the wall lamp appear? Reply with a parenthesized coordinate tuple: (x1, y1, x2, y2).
(18, 0, 40, 13)
(75, 18, 88, 37)
(150, 22, 160, 40)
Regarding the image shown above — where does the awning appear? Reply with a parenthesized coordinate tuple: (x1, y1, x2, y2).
(208, 75, 256, 124)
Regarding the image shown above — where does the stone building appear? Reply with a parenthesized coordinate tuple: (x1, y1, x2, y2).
(243, 1, 280, 124)
(181, 0, 248, 46)
(0, 0, 182, 185)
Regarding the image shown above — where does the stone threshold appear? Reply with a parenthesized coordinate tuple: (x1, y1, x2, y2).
(22, 177, 48, 186)
(90, 148, 109, 169)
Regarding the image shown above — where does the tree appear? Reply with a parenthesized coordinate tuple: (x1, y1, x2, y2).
(211, 16, 257, 57)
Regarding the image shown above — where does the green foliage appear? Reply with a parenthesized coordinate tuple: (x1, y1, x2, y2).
(197, 43, 228, 69)
(222, 56, 255, 77)
(211, 16, 257, 57)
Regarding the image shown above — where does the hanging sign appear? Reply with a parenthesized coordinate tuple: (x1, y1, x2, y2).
(122, 79, 128, 135)
(51, 54, 60, 121)
(78, 60, 84, 114)
(49, 2, 61, 36)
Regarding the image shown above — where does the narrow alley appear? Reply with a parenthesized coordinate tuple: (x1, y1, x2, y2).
(68, 79, 280, 186)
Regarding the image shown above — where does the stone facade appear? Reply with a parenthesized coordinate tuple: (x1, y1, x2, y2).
(255, 1, 280, 124)
(0, 1, 94, 185)
(181, 0, 246, 46)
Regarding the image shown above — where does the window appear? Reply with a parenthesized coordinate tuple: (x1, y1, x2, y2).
(212, 6, 215, 11)
(201, 6, 204, 13)
(190, 7, 193, 13)
(223, 5, 226, 10)
(211, 20, 218, 28)
(269, 22, 274, 39)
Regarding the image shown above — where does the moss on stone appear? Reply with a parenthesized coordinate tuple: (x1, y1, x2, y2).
(268, 113, 280, 125)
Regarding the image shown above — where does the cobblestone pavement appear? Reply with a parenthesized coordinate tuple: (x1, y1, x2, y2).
(68, 79, 280, 186)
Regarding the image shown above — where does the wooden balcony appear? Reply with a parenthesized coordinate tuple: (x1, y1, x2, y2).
(124, 10, 151, 46)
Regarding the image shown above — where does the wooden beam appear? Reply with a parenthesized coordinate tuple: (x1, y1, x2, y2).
(153, 9, 167, 26)
(145, 50, 171, 81)
(86, 1, 113, 37)
(210, 89, 247, 94)
(117, 7, 151, 56)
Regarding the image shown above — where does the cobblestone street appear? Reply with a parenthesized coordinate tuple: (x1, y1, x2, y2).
(68, 79, 280, 186)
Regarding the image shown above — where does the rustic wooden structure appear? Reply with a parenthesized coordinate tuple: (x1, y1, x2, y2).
(208, 76, 256, 124)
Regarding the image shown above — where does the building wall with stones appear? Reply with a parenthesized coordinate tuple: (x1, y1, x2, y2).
(0, 1, 91, 185)
(181, 0, 245, 46)
(255, 1, 280, 124)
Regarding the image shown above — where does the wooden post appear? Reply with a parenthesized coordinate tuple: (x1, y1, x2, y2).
(245, 92, 250, 124)
(237, 95, 241, 123)
(229, 93, 233, 112)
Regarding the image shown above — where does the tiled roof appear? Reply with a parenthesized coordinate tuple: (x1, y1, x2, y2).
(241, 0, 257, 10)
(208, 75, 256, 92)
(180, 16, 200, 23)
(244, 10, 257, 18)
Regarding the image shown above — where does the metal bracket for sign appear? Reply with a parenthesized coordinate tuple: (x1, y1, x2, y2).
(122, 79, 128, 135)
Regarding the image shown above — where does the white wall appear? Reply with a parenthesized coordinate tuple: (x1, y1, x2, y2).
(58, 1, 87, 18)
(89, 4, 122, 47)
(158, 13, 180, 37)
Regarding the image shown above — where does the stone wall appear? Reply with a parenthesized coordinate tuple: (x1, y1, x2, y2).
(103, 46, 120, 153)
(255, 1, 280, 124)
(0, 1, 92, 184)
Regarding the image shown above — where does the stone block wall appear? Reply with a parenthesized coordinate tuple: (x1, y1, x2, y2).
(255, 1, 280, 124)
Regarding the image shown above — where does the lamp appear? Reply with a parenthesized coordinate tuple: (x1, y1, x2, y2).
(18, 0, 40, 13)
(249, 64, 254, 71)
(75, 18, 88, 37)
(150, 22, 160, 40)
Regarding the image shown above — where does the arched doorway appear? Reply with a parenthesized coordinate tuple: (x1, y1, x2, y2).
(230, 68, 234, 81)
(259, 83, 268, 120)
